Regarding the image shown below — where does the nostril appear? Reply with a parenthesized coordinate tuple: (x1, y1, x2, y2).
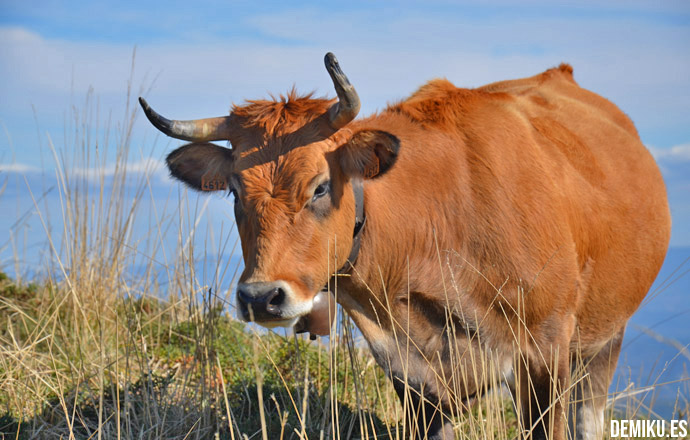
(237, 288, 252, 306)
(265, 287, 285, 314)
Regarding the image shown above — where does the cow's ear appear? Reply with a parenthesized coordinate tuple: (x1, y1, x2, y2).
(336, 130, 400, 179)
(166, 142, 233, 192)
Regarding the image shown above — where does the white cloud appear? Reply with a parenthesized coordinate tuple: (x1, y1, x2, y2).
(0, 27, 135, 96)
(1, 6, 689, 119)
(650, 144, 690, 162)
(0, 162, 40, 173)
(68, 157, 167, 182)
(0, 157, 168, 183)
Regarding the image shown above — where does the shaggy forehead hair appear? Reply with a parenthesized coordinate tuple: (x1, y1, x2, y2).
(232, 89, 335, 139)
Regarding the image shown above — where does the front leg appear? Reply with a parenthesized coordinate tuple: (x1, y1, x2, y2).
(514, 344, 570, 440)
(392, 376, 455, 440)
(345, 299, 457, 439)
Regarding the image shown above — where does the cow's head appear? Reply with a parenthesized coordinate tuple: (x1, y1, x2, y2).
(140, 53, 399, 333)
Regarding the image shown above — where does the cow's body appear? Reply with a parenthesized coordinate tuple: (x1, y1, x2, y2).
(332, 65, 670, 439)
(140, 56, 670, 440)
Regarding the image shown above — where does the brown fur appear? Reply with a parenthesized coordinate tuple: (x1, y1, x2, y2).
(232, 89, 334, 137)
(161, 64, 671, 440)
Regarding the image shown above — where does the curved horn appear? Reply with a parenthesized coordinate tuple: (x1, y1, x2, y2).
(324, 53, 361, 130)
(138, 97, 234, 142)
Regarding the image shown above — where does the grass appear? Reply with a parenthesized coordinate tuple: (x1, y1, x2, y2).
(0, 275, 397, 439)
(1, 76, 688, 439)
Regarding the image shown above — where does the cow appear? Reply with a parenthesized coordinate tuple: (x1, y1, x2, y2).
(139, 53, 670, 440)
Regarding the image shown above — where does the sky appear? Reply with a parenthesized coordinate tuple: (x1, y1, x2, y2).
(1, 0, 689, 245)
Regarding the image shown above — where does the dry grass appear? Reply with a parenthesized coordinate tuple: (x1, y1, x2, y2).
(1, 76, 688, 439)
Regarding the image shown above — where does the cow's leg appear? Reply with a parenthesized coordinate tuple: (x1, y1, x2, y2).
(569, 327, 624, 440)
(352, 311, 455, 440)
(514, 343, 570, 440)
(392, 377, 454, 440)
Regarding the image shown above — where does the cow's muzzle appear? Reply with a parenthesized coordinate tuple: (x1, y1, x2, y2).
(236, 282, 286, 322)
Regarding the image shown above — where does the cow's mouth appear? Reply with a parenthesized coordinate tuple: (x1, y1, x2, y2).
(254, 317, 301, 328)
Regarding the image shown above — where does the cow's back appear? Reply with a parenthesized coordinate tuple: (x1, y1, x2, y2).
(375, 65, 670, 350)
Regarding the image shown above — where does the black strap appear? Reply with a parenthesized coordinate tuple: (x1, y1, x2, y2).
(337, 178, 366, 275)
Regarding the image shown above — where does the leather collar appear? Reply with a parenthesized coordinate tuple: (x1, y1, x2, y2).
(338, 178, 366, 275)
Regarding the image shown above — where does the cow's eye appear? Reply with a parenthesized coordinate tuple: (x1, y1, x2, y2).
(312, 181, 330, 202)
(231, 188, 245, 221)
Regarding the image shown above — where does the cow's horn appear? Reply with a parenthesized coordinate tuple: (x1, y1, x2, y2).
(324, 53, 361, 130)
(138, 97, 234, 142)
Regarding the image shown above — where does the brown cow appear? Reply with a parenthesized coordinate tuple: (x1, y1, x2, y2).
(140, 53, 670, 440)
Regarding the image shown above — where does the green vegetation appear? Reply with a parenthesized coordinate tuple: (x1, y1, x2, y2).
(0, 272, 399, 439)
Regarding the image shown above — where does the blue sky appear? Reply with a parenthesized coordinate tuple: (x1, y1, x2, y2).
(1, 0, 689, 244)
